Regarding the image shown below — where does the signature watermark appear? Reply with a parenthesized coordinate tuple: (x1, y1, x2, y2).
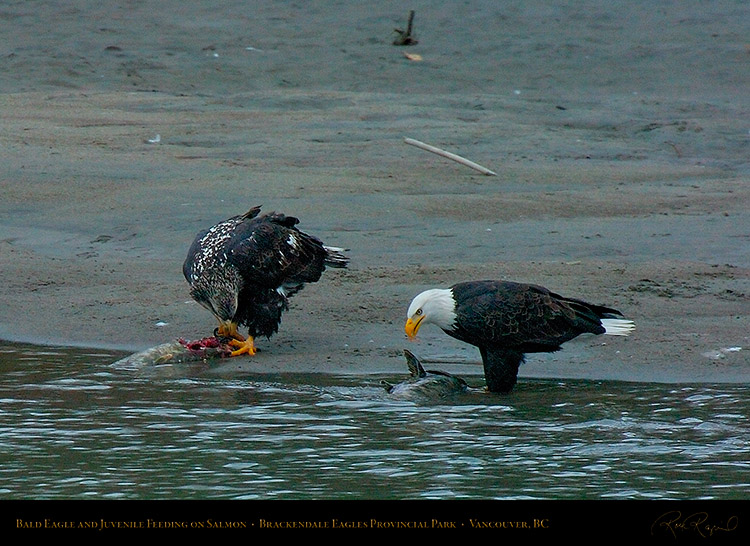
(651, 511, 739, 540)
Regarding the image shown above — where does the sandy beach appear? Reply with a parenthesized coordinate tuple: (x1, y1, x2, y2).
(1, 1, 747, 385)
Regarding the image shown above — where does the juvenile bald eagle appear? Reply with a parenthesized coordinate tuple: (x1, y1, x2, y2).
(183, 206, 348, 356)
(405, 280, 634, 393)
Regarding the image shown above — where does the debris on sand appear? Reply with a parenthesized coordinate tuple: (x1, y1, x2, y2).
(702, 346, 742, 360)
(393, 10, 418, 46)
(404, 137, 497, 175)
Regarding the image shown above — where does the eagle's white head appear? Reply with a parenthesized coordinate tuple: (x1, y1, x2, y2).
(405, 288, 457, 338)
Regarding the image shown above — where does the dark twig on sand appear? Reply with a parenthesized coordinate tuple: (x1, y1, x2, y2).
(393, 10, 418, 45)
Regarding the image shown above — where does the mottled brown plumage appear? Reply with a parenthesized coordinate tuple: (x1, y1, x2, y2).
(183, 206, 348, 355)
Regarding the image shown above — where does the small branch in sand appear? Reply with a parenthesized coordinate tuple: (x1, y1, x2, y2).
(393, 10, 418, 45)
(404, 137, 497, 176)
(665, 140, 683, 158)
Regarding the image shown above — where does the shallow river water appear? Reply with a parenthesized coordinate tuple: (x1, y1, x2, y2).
(1, 341, 748, 501)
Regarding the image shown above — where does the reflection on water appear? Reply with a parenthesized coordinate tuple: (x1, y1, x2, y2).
(0, 341, 748, 500)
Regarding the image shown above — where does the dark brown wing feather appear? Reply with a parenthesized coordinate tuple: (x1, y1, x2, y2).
(226, 211, 330, 289)
(451, 280, 608, 351)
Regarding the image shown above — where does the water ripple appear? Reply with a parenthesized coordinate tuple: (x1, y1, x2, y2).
(0, 341, 748, 500)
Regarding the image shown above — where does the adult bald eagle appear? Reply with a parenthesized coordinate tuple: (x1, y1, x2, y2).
(405, 280, 634, 393)
(183, 206, 348, 356)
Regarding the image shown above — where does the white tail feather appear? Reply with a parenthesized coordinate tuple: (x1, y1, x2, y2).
(323, 246, 349, 268)
(601, 318, 635, 336)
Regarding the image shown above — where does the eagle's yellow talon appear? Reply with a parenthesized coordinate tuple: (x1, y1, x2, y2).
(229, 337, 256, 357)
(216, 322, 240, 340)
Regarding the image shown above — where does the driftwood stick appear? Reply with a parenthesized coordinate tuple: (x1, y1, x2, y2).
(393, 10, 418, 45)
(405, 10, 415, 38)
(404, 138, 497, 176)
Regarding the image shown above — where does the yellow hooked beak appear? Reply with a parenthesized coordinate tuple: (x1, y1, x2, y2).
(404, 315, 424, 339)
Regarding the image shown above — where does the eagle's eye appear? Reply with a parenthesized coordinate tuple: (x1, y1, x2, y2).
(415, 308, 423, 316)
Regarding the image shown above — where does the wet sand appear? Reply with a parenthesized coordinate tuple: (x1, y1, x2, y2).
(1, 1, 748, 385)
